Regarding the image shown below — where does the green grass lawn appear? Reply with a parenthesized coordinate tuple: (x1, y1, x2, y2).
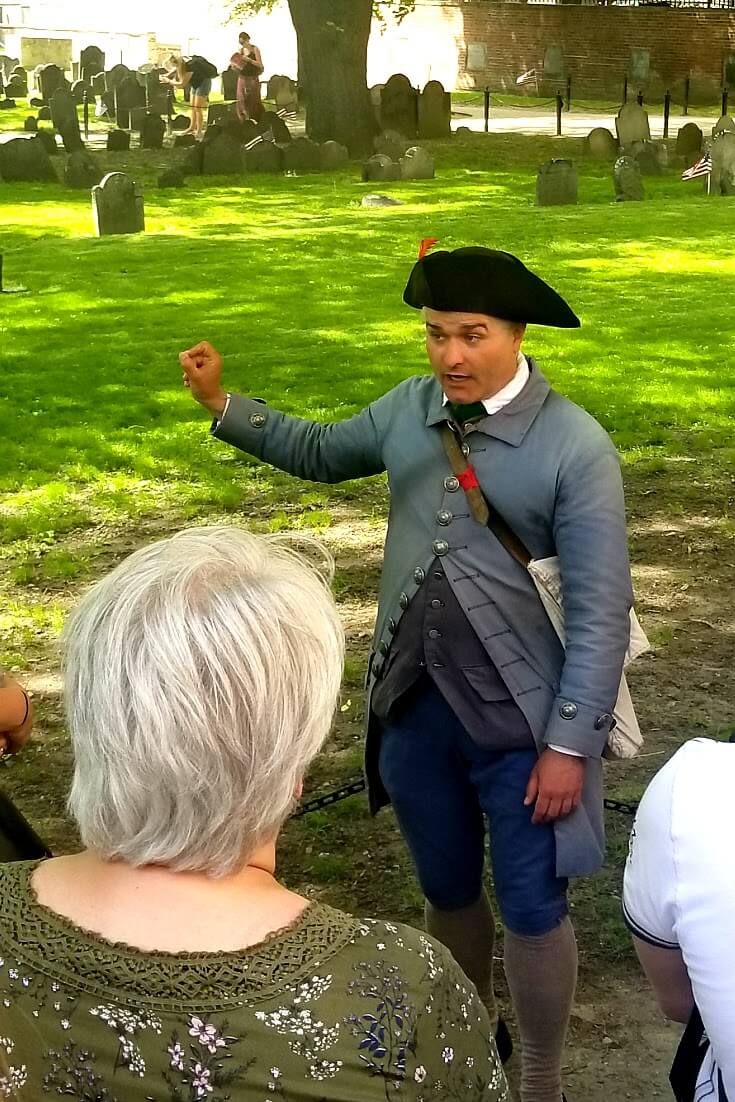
(1, 123, 734, 971)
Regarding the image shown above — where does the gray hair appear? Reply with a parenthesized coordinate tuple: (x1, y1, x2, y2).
(63, 526, 344, 876)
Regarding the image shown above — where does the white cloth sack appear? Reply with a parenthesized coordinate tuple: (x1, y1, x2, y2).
(527, 556, 649, 760)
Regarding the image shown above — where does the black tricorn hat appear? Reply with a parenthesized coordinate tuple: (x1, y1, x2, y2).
(403, 246, 580, 328)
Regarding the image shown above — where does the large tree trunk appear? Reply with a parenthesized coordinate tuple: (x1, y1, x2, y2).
(288, 0, 377, 155)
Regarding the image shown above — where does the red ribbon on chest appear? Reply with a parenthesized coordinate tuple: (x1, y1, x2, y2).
(458, 466, 480, 491)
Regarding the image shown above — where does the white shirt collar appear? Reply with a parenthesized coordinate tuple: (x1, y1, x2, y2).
(442, 352, 530, 414)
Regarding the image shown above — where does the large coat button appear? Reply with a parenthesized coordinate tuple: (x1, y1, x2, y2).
(594, 712, 612, 730)
(427, 628, 442, 640)
(461, 442, 470, 458)
(413, 567, 425, 584)
(387, 617, 397, 635)
(444, 475, 460, 492)
(378, 641, 389, 657)
(249, 412, 267, 428)
(432, 539, 449, 556)
(436, 510, 453, 526)
(399, 592, 409, 610)
(559, 702, 578, 720)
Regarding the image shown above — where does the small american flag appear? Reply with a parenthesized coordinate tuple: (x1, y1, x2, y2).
(681, 152, 712, 180)
(515, 68, 537, 86)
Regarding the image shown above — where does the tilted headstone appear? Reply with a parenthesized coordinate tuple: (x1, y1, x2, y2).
(615, 103, 650, 147)
(92, 172, 144, 235)
(24, 116, 38, 132)
(283, 136, 321, 172)
(64, 150, 101, 188)
(710, 131, 735, 196)
(613, 155, 644, 201)
(80, 45, 105, 74)
(221, 68, 239, 102)
(244, 141, 284, 174)
(140, 112, 165, 149)
(49, 88, 83, 151)
(374, 130, 408, 162)
(35, 130, 59, 156)
(202, 133, 244, 175)
(38, 64, 66, 103)
(361, 193, 403, 207)
(258, 110, 291, 144)
(586, 127, 617, 160)
(362, 153, 400, 182)
(380, 73, 418, 139)
(400, 145, 435, 180)
(0, 136, 57, 181)
(158, 167, 185, 188)
(171, 115, 191, 131)
(115, 75, 146, 129)
(107, 128, 130, 152)
(418, 80, 451, 140)
(712, 115, 735, 138)
(536, 159, 578, 205)
(675, 122, 703, 159)
(320, 140, 349, 170)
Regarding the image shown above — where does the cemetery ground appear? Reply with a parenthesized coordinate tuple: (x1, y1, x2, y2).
(2, 119, 734, 1098)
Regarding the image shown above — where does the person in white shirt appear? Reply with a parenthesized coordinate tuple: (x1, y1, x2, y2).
(623, 737, 735, 1101)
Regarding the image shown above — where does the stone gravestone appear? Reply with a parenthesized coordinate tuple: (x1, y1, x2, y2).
(629, 138, 664, 175)
(400, 145, 435, 180)
(129, 106, 147, 133)
(106, 64, 132, 93)
(711, 131, 735, 196)
(91, 72, 107, 96)
(145, 69, 168, 115)
(362, 153, 400, 182)
(586, 127, 617, 160)
(267, 75, 296, 106)
(543, 45, 564, 81)
(202, 133, 244, 175)
(24, 116, 38, 132)
(140, 113, 165, 149)
(80, 45, 105, 75)
(712, 115, 735, 138)
(725, 54, 735, 88)
(38, 105, 52, 121)
(173, 133, 197, 148)
(374, 129, 408, 162)
(629, 48, 650, 84)
(71, 79, 91, 104)
(223, 116, 256, 143)
(244, 141, 284, 173)
(38, 64, 66, 103)
(221, 68, 239, 102)
(116, 75, 146, 129)
(675, 122, 703, 159)
(536, 159, 578, 205)
(107, 128, 130, 152)
(6, 76, 27, 99)
(320, 140, 349, 170)
(171, 115, 190, 132)
(615, 103, 650, 147)
(613, 155, 644, 201)
(179, 143, 204, 176)
(64, 150, 100, 188)
(0, 57, 18, 82)
(258, 110, 291, 144)
(92, 172, 144, 235)
(0, 136, 57, 181)
(35, 130, 58, 156)
(207, 102, 232, 127)
(282, 137, 321, 172)
(380, 74, 418, 139)
(158, 167, 185, 188)
(418, 80, 450, 139)
(50, 88, 83, 151)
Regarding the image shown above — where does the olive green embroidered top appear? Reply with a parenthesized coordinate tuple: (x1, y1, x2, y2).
(0, 861, 509, 1100)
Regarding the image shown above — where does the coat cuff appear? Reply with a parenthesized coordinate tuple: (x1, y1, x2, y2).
(210, 393, 269, 451)
(544, 696, 615, 758)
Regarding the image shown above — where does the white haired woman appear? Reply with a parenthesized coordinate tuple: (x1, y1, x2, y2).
(0, 526, 509, 1100)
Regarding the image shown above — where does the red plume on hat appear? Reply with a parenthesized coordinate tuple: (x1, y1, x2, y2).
(418, 237, 440, 260)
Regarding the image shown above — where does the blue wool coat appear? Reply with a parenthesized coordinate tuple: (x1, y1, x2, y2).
(213, 359, 634, 878)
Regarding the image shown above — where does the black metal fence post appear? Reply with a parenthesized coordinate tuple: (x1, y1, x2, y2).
(663, 89, 671, 138)
(683, 76, 690, 116)
(555, 91, 563, 135)
(637, 89, 644, 106)
(167, 86, 174, 135)
(484, 85, 490, 132)
(722, 87, 729, 116)
(623, 74, 628, 104)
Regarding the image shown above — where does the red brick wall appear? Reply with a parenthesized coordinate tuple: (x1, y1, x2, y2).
(453, 2, 735, 101)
